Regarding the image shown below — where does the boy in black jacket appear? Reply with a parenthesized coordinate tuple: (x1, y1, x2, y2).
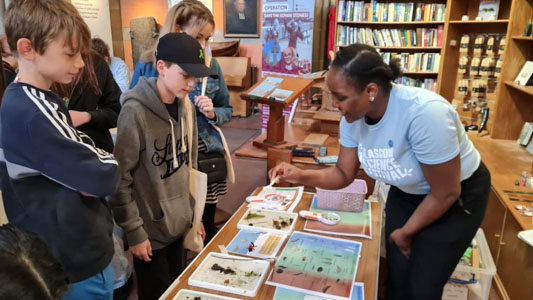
(0, 1, 120, 299)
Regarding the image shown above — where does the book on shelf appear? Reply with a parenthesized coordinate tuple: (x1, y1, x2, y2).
(337, 1, 445, 23)
(396, 77, 437, 92)
(381, 52, 440, 73)
(517, 122, 533, 147)
(514, 61, 533, 86)
(478, 0, 500, 21)
(337, 26, 443, 47)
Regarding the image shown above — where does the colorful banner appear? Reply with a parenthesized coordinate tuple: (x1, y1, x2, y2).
(261, 0, 315, 76)
(260, 0, 315, 130)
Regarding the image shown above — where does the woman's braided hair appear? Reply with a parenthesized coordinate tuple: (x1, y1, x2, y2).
(331, 44, 402, 93)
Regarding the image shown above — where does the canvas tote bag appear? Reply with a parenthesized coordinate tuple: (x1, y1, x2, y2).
(183, 96, 207, 252)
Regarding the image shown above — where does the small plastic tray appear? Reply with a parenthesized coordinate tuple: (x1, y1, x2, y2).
(188, 252, 270, 297)
(237, 208, 297, 235)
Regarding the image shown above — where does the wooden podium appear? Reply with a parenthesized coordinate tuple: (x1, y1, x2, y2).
(240, 76, 313, 149)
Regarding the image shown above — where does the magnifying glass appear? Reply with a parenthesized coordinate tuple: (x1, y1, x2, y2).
(245, 193, 285, 204)
(299, 210, 341, 225)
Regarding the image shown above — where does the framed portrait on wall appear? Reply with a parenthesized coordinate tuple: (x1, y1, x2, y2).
(223, 0, 260, 38)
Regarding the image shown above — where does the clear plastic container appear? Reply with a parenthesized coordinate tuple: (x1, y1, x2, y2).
(444, 229, 496, 300)
(316, 179, 367, 212)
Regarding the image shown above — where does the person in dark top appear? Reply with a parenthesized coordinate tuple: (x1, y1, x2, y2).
(270, 44, 491, 300)
(1, 35, 17, 85)
(53, 51, 121, 153)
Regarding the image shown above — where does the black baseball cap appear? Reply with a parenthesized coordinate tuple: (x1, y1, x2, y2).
(155, 32, 218, 79)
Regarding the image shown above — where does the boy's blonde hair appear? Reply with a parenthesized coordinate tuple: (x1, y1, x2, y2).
(4, 0, 91, 56)
(140, 0, 214, 65)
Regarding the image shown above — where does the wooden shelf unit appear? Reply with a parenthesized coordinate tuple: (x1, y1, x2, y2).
(332, 1, 532, 299)
(485, 0, 533, 139)
(334, 0, 448, 83)
(334, 0, 532, 139)
(437, 1, 533, 298)
(437, 0, 533, 140)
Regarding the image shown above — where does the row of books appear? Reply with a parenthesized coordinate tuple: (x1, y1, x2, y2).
(337, 26, 443, 47)
(382, 52, 441, 73)
(337, 1, 446, 22)
(396, 77, 437, 92)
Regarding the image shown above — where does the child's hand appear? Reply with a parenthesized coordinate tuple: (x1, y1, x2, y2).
(69, 110, 91, 127)
(130, 239, 152, 262)
(198, 222, 206, 241)
(194, 96, 216, 121)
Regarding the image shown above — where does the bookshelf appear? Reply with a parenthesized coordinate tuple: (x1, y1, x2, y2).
(437, 0, 533, 140)
(333, 0, 532, 139)
(437, 2, 533, 300)
(334, 0, 447, 92)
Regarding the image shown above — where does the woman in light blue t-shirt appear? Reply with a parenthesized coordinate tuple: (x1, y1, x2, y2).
(269, 44, 491, 300)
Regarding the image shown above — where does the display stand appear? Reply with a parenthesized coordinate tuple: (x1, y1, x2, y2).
(240, 76, 313, 149)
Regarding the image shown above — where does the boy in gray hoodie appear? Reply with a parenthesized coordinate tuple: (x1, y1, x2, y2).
(111, 33, 217, 300)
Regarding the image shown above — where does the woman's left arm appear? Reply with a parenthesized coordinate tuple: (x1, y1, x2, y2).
(210, 59, 233, 126)
(390, 155, 461, 257)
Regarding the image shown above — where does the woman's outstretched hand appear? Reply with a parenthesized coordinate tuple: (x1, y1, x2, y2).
(268, 162, 302, 184)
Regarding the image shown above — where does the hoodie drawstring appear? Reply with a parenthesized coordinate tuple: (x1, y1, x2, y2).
(180, 117, 187, 153)
(169, 119, 178, 168)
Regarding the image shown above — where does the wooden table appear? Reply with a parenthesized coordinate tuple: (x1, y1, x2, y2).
(240, 76, 313, 149)
(469, 133, 533, 230)
(469, 132, 533, 300)
(161, 192, 383, 300)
